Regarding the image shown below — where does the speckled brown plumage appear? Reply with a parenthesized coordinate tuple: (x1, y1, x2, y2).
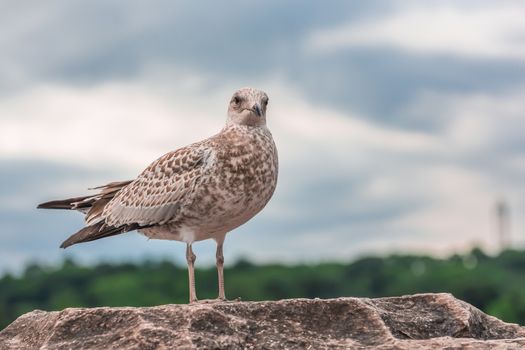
(37, 87, 278, 302)
(135, 125, 278, 243)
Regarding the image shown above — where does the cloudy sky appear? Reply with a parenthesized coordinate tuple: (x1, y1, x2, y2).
(1, 0, 524, 273)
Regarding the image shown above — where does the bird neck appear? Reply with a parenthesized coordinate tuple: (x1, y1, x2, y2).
(224, 118, 266, 129)
(222, 121, 269, 137)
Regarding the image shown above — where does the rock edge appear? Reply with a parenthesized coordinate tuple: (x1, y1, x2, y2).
(1, 293, 524, 349)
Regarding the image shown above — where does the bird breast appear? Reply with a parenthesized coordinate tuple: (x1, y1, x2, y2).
(182, 126, 278, 239)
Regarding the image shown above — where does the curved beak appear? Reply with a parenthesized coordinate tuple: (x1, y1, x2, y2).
(252, 103, 262, 117)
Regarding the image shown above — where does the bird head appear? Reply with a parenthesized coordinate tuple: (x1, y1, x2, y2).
(227, 87, 269, 127)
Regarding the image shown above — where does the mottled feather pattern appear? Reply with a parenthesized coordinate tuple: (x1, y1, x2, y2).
(138, 124, 278, 242)
(102, 145, 212, 227)
(84, 180, 133, 224)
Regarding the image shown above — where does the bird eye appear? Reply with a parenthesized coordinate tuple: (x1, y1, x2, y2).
(262, 97, 269, 106)
(232, 96, 241, 105)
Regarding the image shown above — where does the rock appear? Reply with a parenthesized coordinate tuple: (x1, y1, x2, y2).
(1, 293, 524, 349)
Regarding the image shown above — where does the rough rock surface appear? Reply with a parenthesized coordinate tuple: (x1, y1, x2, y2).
(1, 293, 524, 349)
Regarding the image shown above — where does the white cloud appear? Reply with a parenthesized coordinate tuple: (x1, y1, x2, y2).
(0, 80, 224, 171)
(307, 4, 525, 59)
(404, 87, 525, 155)
(443, 91, 525, 154)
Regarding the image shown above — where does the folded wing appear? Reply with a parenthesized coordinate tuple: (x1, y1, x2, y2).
(38, 144, 212, 248)
(102, 145, 211, 227)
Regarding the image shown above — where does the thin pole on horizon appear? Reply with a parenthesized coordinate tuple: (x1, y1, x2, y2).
(495, 200, 511, 251)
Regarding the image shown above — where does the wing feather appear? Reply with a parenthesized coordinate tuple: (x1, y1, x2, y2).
(103, 144, 212, 227)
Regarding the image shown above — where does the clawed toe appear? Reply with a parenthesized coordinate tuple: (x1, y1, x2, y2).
(190, 297, 241, 304)
(194, 298, 223, 304)
(217, 296, 241, 303)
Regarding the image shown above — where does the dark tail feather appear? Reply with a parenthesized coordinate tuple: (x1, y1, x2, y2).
(37, 196, 92, 210)
(60, 222, 147, 248)
(37, 180, 133, 212)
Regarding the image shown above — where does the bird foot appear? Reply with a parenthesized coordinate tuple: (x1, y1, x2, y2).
(193, 297, 241, 304)
(198, 299, 222, 304)
(218, 296, 242, 303)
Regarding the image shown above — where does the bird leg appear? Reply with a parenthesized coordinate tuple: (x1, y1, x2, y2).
(216, 240, 226, 301)
(186, 243, 198, 303)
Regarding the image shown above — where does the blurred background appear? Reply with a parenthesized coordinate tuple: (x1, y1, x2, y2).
(1, 0, 525, 327)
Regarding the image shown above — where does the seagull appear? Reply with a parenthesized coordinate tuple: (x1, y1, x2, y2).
(37, 87, 278, 303)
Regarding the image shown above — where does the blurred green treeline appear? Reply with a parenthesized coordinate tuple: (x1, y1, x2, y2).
(1, 247, 525, 330)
